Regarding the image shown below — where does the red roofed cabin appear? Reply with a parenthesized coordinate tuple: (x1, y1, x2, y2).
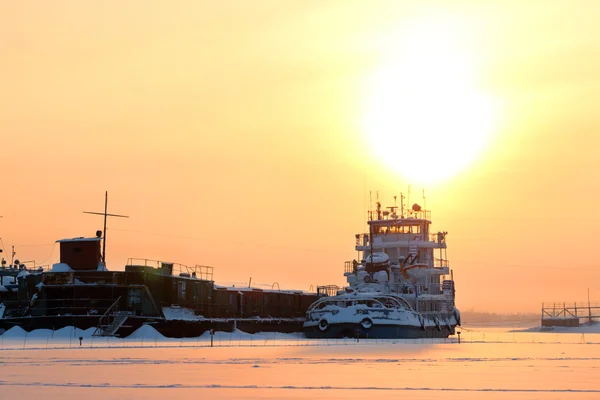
(57, 237, 102, 271)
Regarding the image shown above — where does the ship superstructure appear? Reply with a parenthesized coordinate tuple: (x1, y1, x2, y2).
(304, 195, 460, 338)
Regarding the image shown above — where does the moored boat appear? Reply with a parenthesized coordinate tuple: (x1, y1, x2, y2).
(304, 195, 460, 339)
(0, 232, 317, 337)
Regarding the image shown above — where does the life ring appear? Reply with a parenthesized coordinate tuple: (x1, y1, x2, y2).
(361, 318, 373, 330)
(363, 275, 372, 283)
(318, 319, 329, 332)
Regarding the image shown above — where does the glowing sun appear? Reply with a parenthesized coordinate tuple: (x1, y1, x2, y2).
(362, 18, 498, 184)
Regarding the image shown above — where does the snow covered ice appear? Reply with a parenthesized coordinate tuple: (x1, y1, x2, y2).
(1, 325, 600, 399)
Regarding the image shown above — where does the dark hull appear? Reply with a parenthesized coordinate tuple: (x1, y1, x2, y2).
(304, 322, 456, 339)
(0, 316, 306, 338)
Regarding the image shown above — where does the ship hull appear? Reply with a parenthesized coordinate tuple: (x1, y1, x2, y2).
(0, 315, 307, 338)
(304, 321, 456, 339)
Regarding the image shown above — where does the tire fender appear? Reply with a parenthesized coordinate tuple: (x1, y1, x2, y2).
(318, 319, 329, 332)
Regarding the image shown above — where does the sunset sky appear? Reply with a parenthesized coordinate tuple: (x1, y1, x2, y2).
(2, 1, 600, 313)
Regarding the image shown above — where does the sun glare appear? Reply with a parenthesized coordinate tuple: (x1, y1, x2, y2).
(362, 17, 498, 184)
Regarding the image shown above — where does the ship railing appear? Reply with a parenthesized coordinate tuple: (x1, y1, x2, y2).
(317, 285, 340, 297)
(422, 284, 443, 295)
(126, 258, 214, 281)
(434, 258, 450, 269)
(388, 283, 446, 296)
(127, 258, 188, 271)
(189, 265, 214, 281)
(19, 260, 52, 272)
(413, 210, 431, 220)
(344, 260, 358, 274)
(368, 209, 432, 221)
(428, 233, 448, 244)
(172, 263, 213, 281)
(434, 258, 450, 268)
(0, 263, 50, 273)
(413, 284, 443, 295)
(357, 232, 446, 246)
(388, 284, 414, 295)
(355, 233, 369, 247)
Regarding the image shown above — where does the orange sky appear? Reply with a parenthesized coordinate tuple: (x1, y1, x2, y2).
(2, 1, 600, 313)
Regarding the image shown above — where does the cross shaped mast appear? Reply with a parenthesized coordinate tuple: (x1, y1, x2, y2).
(83, 191, 128, 265)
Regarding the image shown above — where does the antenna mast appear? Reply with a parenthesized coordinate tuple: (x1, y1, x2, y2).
(368, 192, 374, 266)
(83, 191, 129, 265)
(400, 192, 405, 218)
(369, 191, 372, 221)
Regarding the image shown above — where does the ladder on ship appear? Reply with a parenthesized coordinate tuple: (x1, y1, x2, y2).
(92, 296, 131, 337)
(96, 311, 131, 337)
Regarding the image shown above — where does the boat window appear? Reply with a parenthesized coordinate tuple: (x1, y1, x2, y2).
(370, 300, 384, 308)
(381, 298, 398, 309)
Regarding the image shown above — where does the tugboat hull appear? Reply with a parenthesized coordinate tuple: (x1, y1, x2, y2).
(304, 321, 456, 339)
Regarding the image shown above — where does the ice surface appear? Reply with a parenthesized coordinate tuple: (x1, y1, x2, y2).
(1, 326, 600, 399)
(512, 323, 600, 334)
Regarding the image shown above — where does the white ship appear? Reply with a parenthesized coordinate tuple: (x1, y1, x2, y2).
(304, 196, 460, 338)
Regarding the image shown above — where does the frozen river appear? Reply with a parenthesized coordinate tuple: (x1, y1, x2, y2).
(1, 326, 600, 399)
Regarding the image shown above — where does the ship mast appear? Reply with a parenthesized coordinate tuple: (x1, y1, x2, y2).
(368, 192, 374, 265)
(83, 191, 129, 265)
(400, 192, 405, 218)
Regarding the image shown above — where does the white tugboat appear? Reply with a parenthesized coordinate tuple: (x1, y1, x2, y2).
(304, 195, 460, 339)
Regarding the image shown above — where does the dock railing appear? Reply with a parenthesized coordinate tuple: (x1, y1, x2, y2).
(541, 301, 600, 323)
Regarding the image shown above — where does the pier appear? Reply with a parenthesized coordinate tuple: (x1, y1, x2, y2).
(541, 302, 600, 327)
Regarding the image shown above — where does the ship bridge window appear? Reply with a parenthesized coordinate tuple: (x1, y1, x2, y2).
(380, 225, 421, 234)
